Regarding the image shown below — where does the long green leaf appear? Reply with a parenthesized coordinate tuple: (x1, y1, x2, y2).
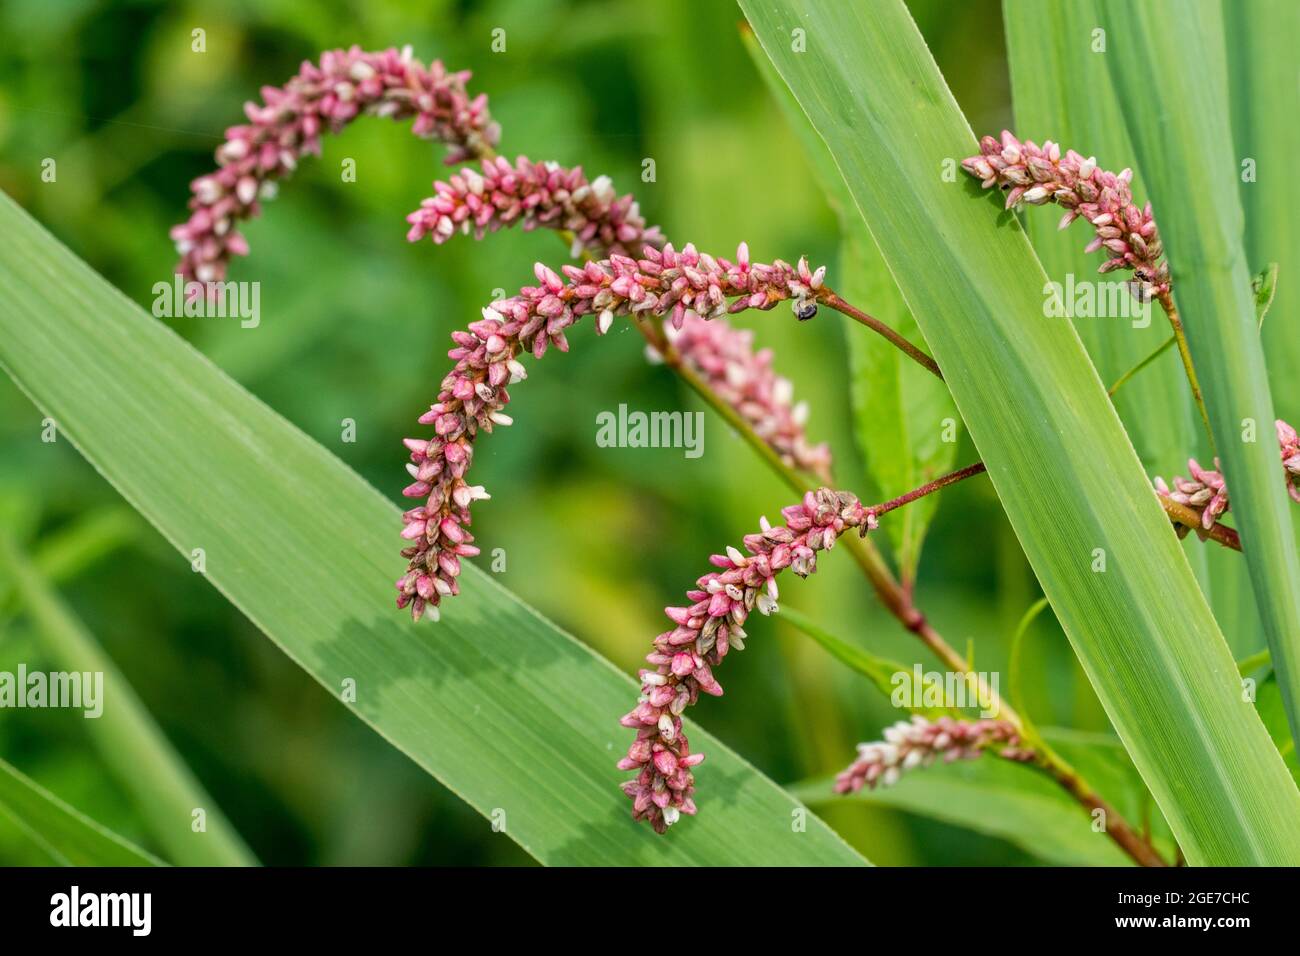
(794, 763, 1126, 866)
(0, 532, 257, 866)
(0, 758, 163, 866)
(1095, 0, 1300, 749)
(0, 191, 866, 867)
(741, 0, 1300, 864)
(1225, 0, 1300, 427)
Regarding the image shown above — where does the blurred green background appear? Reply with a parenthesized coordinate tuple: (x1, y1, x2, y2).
(0, 0, 1121, 865)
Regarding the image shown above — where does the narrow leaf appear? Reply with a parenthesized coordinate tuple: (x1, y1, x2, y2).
(0, 191, 866, 867)
(0, 758, 163, 866)
(1225, 0, 1300, 427)
(0, 532, 257, 867)
(742, 0, 1300, 864)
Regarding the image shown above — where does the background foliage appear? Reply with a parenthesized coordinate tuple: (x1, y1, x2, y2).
(0, 0, 1275, 864)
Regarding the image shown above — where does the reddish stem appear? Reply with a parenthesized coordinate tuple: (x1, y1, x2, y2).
(873, 461, 988, 517)
(818, 290, 944, 380)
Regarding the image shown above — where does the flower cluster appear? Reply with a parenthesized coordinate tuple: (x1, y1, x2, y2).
(665, 313, 833, 481)
(397, 244, 831, 621)
(1155, 459, 1229, 529)
(405, 155, 665, 258)
(618, 489, 878, 832)
(171, 45, 498, 283)
(962, 131, 1168, 300)
(1155, 419, 1300, 529)
(834, 715, 1031, 795)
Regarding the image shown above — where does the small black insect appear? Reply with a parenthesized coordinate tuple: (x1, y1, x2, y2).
(795, 301, 818, 321)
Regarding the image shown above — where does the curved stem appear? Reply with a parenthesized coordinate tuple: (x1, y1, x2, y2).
(818, 289, 944, 380)
(872, 461, 987, 517)
(1108, 334, 1175, 396)
(1036, 753, 1169, 866)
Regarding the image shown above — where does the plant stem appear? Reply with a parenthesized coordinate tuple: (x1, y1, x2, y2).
(1037, 754, 1168, 867)
(869, 455, 1240, 554)
(872, 461, 987, 516)
(818, 289, 944, 380)
(1158, 497, 1242, 551)
(1107, 334, 1175, 396)
(1156, 290, 1214, 448)
(1236, 647, 1272, 675)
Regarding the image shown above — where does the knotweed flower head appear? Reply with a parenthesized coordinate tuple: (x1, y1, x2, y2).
(1155, 459, 1229, 530)
(834, 715, 1031, 795)
(618, 488, 878, 832)
(1154, 418, 1300, 530)
(406, 155, 665, 258)
(665, 313, 833, 481)
(171, 45, 498, 284)
(962, 131, 1168, 301)
(396, 244, 831, 621)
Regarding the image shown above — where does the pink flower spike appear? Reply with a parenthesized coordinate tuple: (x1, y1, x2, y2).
(171, 45, 499, 286)
(618, 488, 876, 833)
(1153, 419, 1300, 534)
(962, 132, 1170, 299)
(834, 716, 1031, 795)
(664, 313, 832, 481)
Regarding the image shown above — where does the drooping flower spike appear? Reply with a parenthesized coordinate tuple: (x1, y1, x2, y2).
(396, 244, 831, 622)
(618, 488, 877, 832)
(834, 716, 1032, 795)
(405, 155, 665, 259)
(962, 131, 1168, 301)
(171, 45, 498, 284)
(1155, 419, 1300, 530)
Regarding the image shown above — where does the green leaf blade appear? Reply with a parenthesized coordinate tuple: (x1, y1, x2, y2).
(0, 533, 257, 867)
(0, 758, 164, 867)
(0, 191, 866, 867)
(741, 0, 1300, 865)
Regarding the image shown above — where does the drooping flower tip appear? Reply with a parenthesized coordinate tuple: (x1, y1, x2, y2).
(620, 488, 875, 832)
(172, 45, 498, 284)
(834, 715, 1030, 795)
(963, 131, 1168, 300)
(664, 312, 833, 480)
